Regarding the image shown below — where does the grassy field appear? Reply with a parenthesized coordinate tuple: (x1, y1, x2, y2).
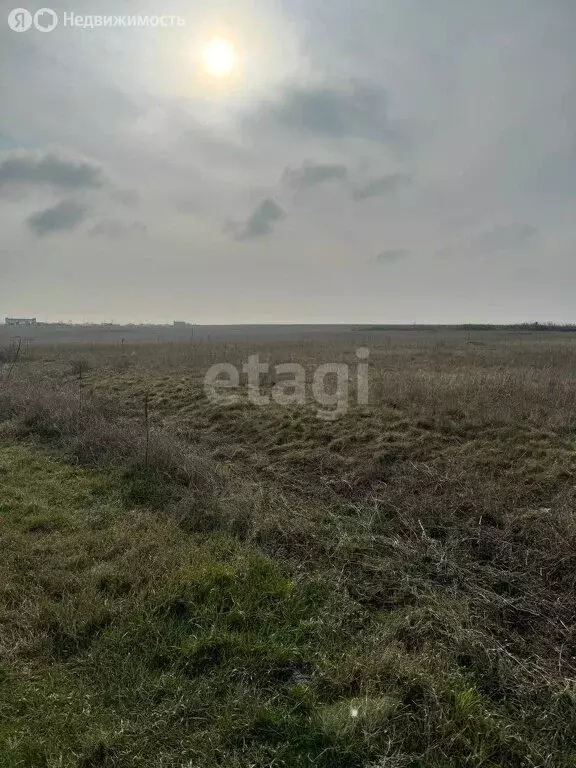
(1, 328, 576, 766)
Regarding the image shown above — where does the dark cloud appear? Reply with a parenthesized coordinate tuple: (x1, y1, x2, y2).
(250, 81, 401, 144)
(473, 223, 538, 253)
(0, 151, 104, 190)
(284, 162, 349, 190)
(353, 173, 412, 201)
(234, 198, 286, 240)
(27, 200, 87, 236)
(375, 249, 410, 264)
(89, 219, 146, 238)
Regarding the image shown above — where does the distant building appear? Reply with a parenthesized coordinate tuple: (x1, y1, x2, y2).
(173, 321, 189, 328)
(5, 318, 37, 326)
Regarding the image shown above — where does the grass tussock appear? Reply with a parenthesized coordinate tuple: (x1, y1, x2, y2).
(0, 380, 224, 515)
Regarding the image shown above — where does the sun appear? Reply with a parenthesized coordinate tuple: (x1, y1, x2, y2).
(201, 37, 238, 78)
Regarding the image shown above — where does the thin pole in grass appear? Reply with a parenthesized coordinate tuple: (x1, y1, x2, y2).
(78, 363, 83, 421)
(144, 394, 150, 470)
(2, 337, 22, 386)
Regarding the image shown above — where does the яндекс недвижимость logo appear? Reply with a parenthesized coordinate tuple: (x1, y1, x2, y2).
(7, 8, 186, 31)
(8, 7, 58, 32)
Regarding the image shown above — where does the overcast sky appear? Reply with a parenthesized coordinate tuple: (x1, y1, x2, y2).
(1, 0, 575, 323)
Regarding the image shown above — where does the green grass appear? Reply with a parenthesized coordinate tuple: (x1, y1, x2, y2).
(0, 443, 394, 767)
(0, 441, 575, 767)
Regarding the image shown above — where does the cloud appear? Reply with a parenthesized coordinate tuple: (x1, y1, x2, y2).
(437, 223, 538, 261)
(89, 219, 147, 238)
(0, 151, 104, 191)
(27, 200, 87, 236)
(353, 173, 412, 201)
(283, 162, 349, 190)
(234, 197, 286, 240)
(472, 223, 538, 254)
(282, 163, 411, 203)
(2, 1, 575, 322)
(111, 189, 140, 207)
(375, 249, 410, 264)
(250, 81, 402, 145)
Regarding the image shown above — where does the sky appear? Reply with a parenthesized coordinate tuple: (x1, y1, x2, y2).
(1, 0, 575, 324)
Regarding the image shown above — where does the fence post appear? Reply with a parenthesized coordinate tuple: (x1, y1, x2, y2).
(2, 338, 22, 386)
(144, 394, 150, 470)
(78, 364, 83, 421)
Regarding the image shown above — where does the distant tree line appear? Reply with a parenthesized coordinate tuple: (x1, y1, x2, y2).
(356, 323, 576, 332)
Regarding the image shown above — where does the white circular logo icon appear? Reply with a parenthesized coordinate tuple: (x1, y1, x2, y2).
(8, 8, 32, 32)
(34, 7, 58, 32)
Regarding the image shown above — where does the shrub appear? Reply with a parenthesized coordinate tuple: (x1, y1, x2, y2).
(70, 359, 92, 377)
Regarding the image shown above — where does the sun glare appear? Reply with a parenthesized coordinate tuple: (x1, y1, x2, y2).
(201, 37, 238, 78)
